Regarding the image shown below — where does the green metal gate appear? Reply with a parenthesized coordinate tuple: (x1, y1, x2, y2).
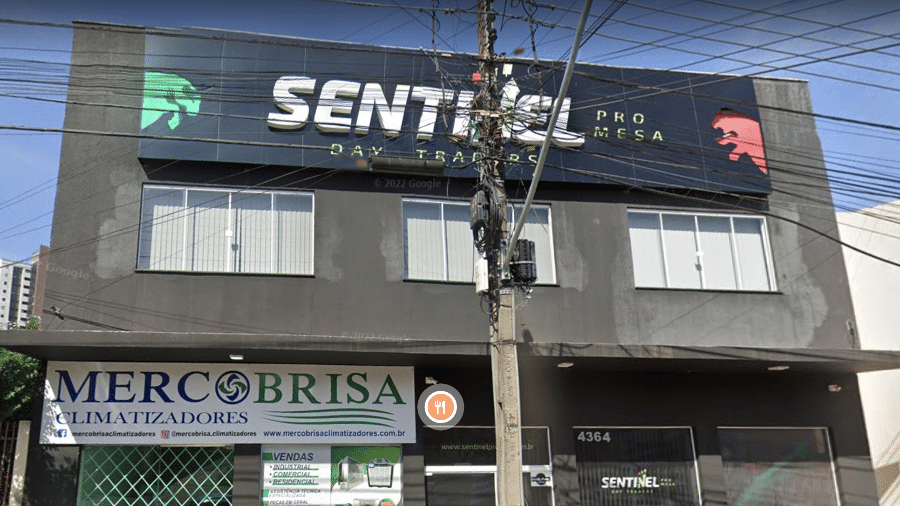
(77, 446, 234, 506)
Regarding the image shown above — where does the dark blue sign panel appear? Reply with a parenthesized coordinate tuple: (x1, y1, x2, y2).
(139, 28, 771, 194)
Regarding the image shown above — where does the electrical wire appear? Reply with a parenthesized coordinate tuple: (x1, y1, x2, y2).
(1, 6, 900, 300)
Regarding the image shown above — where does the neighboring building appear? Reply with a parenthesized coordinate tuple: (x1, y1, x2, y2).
(27, 246, 48, 329)
(0, 246, 47, 330)
(0, 259, 31, 330)
(839, 202, 900, 505)
(3, 21, 900, 506)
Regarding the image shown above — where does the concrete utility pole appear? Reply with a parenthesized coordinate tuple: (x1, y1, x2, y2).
(473, 2, 597, 504)
(476, 1, 525, 505)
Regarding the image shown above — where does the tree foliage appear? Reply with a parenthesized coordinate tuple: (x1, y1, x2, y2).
(1, 316, 43, 420)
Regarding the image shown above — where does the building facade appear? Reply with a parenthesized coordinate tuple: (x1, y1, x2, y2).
(0, 259, 31, 330)
(0, 250, 44, 331)
(2, 21, 899, 506)
(839, 202, 900, 505)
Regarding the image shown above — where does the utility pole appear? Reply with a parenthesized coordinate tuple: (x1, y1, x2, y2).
(472, 2, 596, 504)
(475, 1, 524, 505)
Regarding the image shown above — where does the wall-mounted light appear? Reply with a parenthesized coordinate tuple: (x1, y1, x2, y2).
(557, 362, 574, 369)
(767, 365, 790, 371)
(229, 354, 244, 361)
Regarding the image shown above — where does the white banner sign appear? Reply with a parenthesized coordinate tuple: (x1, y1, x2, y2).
(40, 362, 415, 445)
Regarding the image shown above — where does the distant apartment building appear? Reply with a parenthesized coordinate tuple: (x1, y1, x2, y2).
(0, 259, 33, 330)
(0, 246, 48, 330)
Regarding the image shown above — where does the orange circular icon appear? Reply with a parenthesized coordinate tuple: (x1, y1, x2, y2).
(424, 391, 457, 423)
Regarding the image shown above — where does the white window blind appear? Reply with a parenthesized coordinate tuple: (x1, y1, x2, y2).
(403, 199, 556, 284)
(138, 185, 313, 275)
(185, 190, 229, 272)
(403, 200, 448, 281)
(661, 214, 702, 289)
(444, 204, 476, 283)
(628, 212, 666, 287)
(628, 210, 775, 291)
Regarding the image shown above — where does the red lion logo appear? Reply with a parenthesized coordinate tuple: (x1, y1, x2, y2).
(711, 109, 768, 175)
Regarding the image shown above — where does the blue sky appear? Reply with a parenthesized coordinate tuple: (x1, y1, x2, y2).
(0, 0, 898, 261)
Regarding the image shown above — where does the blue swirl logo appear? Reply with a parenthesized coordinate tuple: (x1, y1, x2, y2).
(215, 371, 250, 405)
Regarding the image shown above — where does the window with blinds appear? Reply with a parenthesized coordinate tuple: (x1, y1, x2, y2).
(138, 185, 314, 275)
(402, 199, 555, 284)
(627, 210, 775, 291)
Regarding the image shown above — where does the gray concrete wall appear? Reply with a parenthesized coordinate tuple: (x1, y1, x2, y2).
(754, 78, 857, 349)
(43, 181, 856, 349)
(43, 21, 147, 332)
(41, 24, 855, 351)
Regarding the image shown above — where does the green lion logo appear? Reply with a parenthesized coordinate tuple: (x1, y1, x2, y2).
(141, 71, 204, 130)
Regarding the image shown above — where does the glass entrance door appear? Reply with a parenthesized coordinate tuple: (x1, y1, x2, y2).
(423, 427, 554, 506)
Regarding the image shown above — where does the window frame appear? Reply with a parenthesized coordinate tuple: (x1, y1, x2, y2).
(401, 198, 557, 285)
(136, 184, 315, 276)
(401, 198, 474, 283)
(424, 426, 554, 506)
(573, 426, 702, 506)
(627, 209, 777, 292)
(717, 426, 840, 506)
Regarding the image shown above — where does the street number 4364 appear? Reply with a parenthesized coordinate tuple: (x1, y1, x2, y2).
(577, 431, 611, 442)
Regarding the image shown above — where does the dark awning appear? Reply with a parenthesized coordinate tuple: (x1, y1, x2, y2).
(3, 330, 900, 374)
